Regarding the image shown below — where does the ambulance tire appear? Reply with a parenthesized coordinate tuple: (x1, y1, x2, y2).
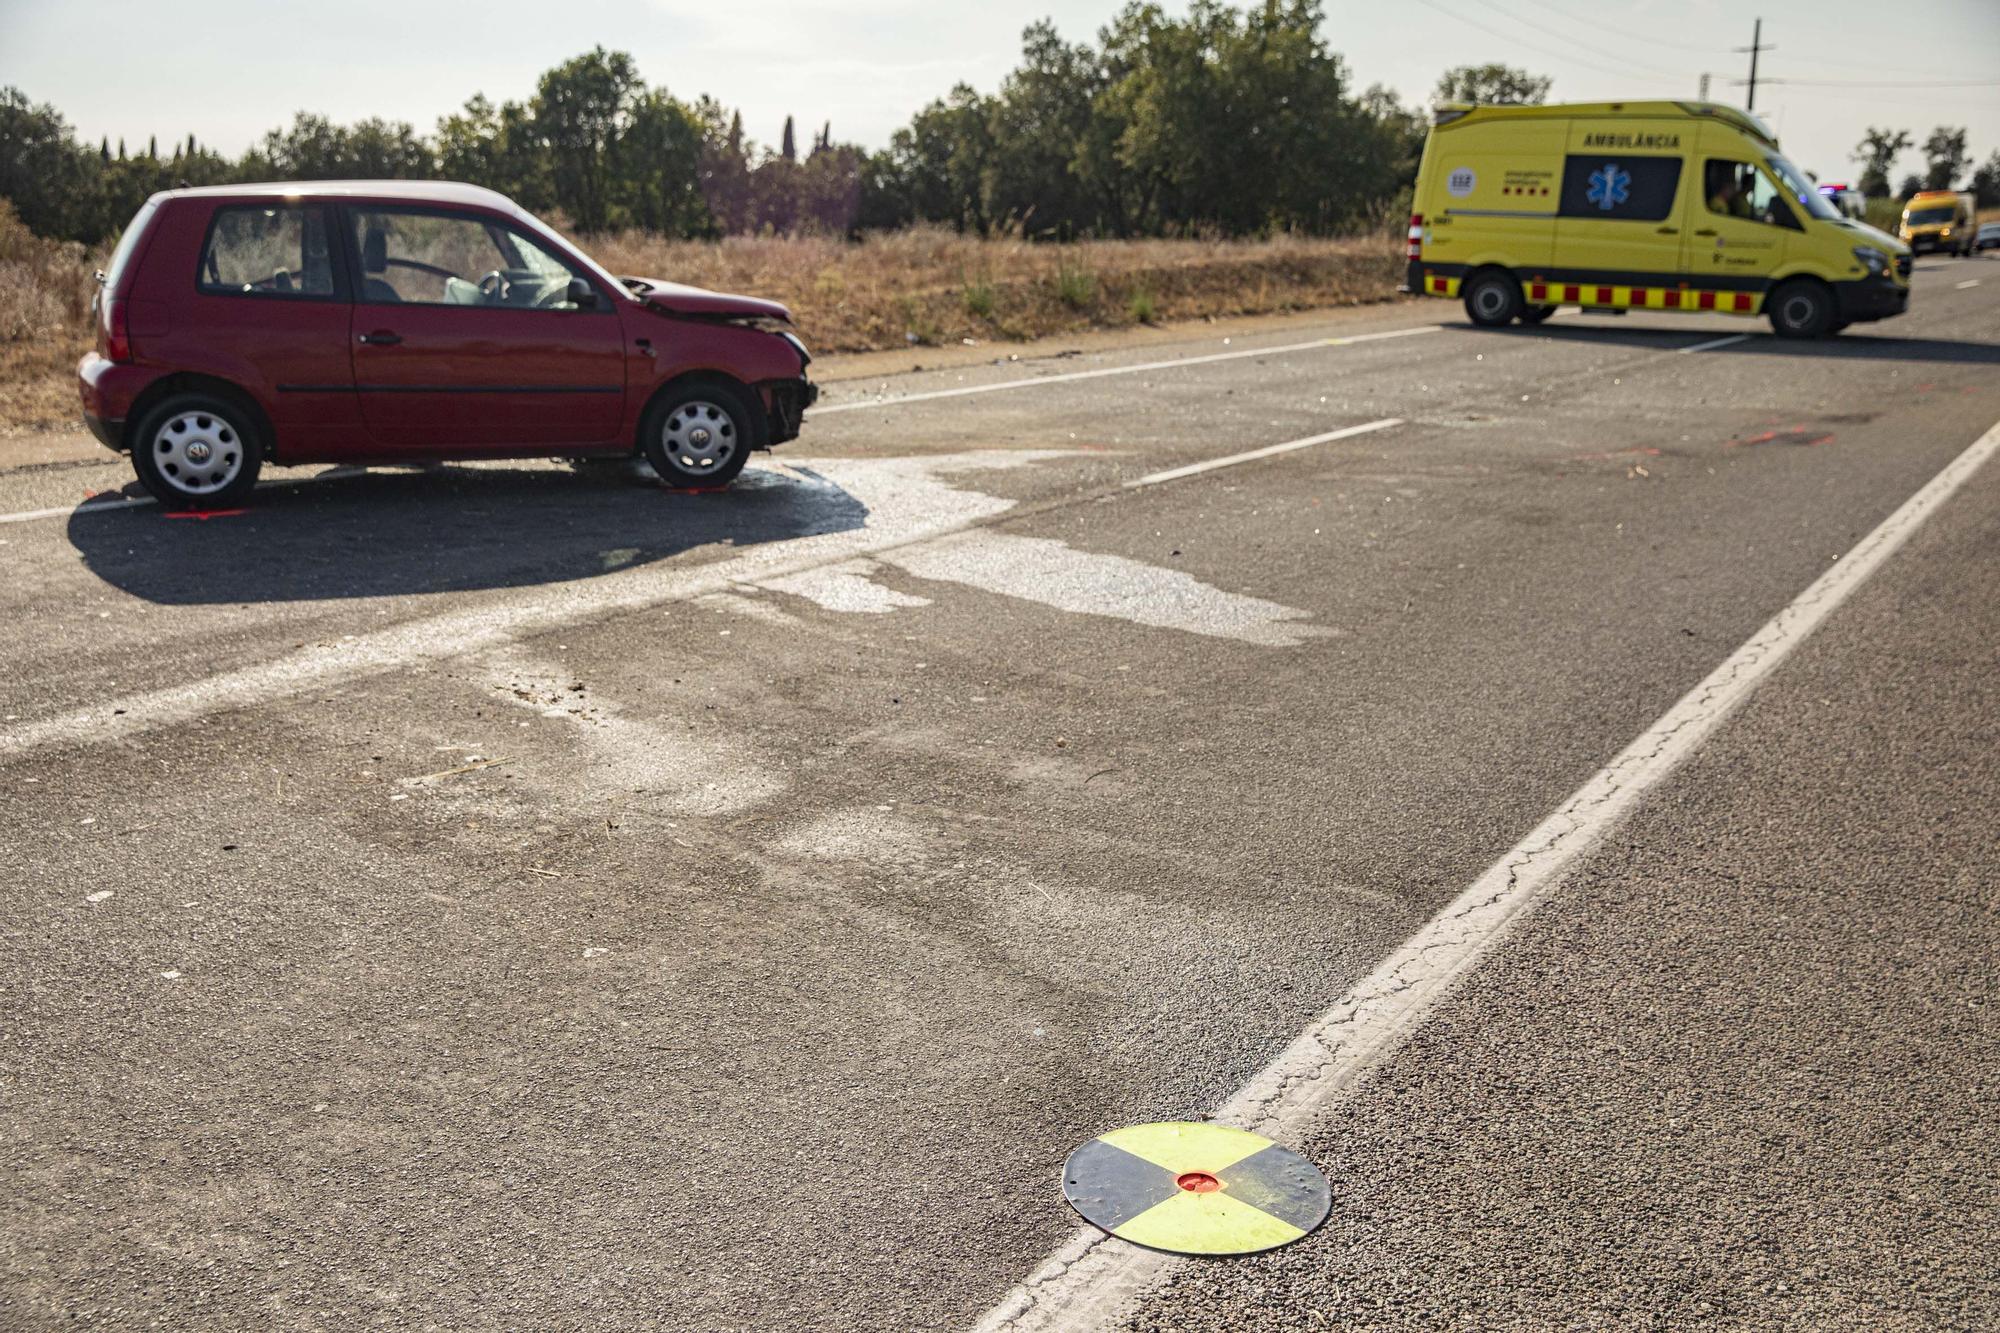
(1520, 304, 1558, 325)
(1767, 280, 1835, 340)
(1463, 270, 1524, 327)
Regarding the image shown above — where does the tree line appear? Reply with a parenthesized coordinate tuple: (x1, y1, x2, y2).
(1853, 126, 2000, 204)
(6, 0, 1994, 250)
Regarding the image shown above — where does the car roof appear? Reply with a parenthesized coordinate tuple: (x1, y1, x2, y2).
(159, 180, 528, 218)
(1432, 100, 1778, 147)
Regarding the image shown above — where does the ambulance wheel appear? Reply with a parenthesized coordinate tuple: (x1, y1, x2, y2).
(1767, 280, 1834, 340)
(1463, 270, 1524, 327)
(1520, 304, 1558, 325)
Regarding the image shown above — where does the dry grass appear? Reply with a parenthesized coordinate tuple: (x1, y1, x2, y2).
(0, 202, 98, 433)
(585, 226, 1403, 352)
(0, 208, 1402, 433)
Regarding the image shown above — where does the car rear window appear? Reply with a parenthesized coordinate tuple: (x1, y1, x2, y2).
(102, 200, 158, 293)
(198, 205, 338, 297)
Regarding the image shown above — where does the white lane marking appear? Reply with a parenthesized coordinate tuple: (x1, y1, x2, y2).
(1125, 418, 1401, 488)
(814, 327, 1440, 414)
(1678, 333, 1753, 355)
(1956, 279, 1981, 290)
(973, 414, 2000, 1333)
(0, 496, 154, 525)
(881, 531, 1329, 646)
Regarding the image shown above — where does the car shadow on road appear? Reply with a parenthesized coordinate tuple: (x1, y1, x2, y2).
(66, 462, 869, 605)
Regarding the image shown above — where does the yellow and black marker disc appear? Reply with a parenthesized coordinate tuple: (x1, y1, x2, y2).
(1062, 1122, 1330, 1255)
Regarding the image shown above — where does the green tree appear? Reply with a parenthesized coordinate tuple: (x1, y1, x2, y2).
(1852, 127, 1912, 198)
(1972, 150, 2000, 208)
(616, 88, 709, 234)
(532, 48, 642, 230)
(1434, 63, 1550, 105)
(1920, 125, 1968, 191)
(0, 87, 95, 238)
(1897, 172, 1924, 199)
(981, 20, 1100, 236)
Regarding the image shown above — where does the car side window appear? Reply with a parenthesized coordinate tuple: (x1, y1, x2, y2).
(198, 206, 337, 297)
(1703, 160, 1799, 231)
(350, 209, 592, 310)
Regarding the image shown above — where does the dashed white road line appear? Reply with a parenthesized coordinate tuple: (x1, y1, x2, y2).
(814, 325, 1440, 414)
(1125, 418, 1401, 488)
(1956, 279, 1981, 290)
(972, 413, 2000, 1333)
(1678, 333, 1753, 355)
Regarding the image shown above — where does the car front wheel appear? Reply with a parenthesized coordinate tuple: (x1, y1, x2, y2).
(1767, 281, 1835, 339)
(640, 382, 755, 488)
(131, 393, 263, 510)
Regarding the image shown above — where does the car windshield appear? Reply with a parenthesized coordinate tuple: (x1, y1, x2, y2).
(1906, 206, 1955, 225)
(1765, 155, 1840, 221)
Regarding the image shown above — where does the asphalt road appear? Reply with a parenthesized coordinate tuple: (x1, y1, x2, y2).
(2, 254, 1995, 1331)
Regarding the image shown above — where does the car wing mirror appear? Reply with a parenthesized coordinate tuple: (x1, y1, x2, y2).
(566, 277, 599, 311)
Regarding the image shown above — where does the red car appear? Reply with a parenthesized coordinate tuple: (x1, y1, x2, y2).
(78, 181, 816, 508)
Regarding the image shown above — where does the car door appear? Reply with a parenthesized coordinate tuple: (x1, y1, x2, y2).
(344, 206, 626, 453)
(189, 202, 363, 459)
(1685, 131, 1799, 311)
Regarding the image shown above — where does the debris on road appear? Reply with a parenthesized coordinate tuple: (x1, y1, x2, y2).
(403, 756, 510, 785)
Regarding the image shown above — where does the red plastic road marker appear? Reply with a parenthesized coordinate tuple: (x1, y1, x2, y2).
(162, 509, 249, 521)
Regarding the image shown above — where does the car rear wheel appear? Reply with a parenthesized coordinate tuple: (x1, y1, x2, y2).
(1462, 270, 1524, 327)
(640, 382, 755, 488)
(1767, 281, 1834, 339)
(131, 393, 263, 510)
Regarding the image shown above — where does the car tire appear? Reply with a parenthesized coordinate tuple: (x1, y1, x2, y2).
(639, 382, 756, 488)
(1767, 281, 1834, 340)
(130, 392, 264, 510)
(1519, 304, 1558, 325)
(1462, 270, 1524, 327)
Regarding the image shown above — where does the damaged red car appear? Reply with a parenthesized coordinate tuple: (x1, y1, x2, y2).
(78, 181, 816, 508)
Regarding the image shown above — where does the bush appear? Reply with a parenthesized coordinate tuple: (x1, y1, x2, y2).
(1054, 261, 1095, 309)
(962, 278, 996, 319)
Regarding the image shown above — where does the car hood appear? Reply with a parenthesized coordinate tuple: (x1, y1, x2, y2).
(622, 277, 791, 323)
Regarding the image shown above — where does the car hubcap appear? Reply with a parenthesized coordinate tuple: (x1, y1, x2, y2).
(1475, 284, 1508, 318)
(153, 412, 243, 494)
(662, 401, 736, 474)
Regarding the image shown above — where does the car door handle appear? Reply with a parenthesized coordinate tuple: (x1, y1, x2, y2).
(1656, 226, 1679, 234)
(1694, 228, 1718, 238)
(357, 331, 403, 346)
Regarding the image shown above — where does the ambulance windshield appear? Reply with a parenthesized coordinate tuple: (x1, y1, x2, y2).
(1766, 155, 1842, 222)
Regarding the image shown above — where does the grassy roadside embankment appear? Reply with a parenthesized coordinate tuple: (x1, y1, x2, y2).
(0, 200, 1402, 435)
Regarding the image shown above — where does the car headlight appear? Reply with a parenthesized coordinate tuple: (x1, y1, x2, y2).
(1852, 246, 1887, 276)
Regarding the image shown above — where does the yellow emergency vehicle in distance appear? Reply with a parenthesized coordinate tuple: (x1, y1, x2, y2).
(1899, 190, 1977, 256)
(1405, 100, 1911, 339)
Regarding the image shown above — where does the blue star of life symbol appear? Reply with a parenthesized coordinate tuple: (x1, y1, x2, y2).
(1587, 162, 1631, 210)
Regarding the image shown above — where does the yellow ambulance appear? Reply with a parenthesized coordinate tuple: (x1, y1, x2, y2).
(1899, 190, 1977, 256)
(1405, 100, 1911, 338)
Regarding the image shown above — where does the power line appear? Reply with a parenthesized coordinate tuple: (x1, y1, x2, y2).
(1751, 77, 2000, 88)
(1472, 0, 1697, 73)
(1413, 0, 1692, 86)
(1513, 0, 1730, 56)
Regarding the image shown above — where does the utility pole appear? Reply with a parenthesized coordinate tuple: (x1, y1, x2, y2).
(1734, 18, 1774, 111)
(1699, 73, 1711, 101)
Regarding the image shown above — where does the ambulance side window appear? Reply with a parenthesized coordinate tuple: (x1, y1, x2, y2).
(1704, 160, 1800, 231)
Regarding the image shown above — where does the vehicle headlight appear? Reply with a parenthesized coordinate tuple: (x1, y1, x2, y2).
(1852, 246, 1887, 275)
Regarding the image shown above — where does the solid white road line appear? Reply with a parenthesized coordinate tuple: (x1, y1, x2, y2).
(1125, 418, 1402, 488)
(0, 495, 154, 525)
(1678, 333, 1753, 355)
(1956, 279, 1981, 290)
(972, 413, 2000, 1333)
(814, 325, 1441, 414)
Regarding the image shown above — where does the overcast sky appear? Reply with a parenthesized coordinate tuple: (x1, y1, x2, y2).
(3, 0, 1997, 190)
